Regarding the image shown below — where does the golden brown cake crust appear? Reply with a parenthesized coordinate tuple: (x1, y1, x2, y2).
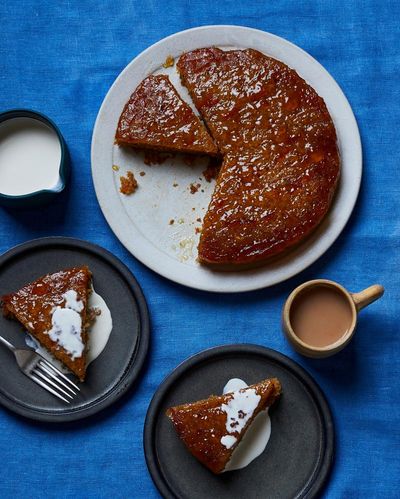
(1, 266, 92, 381)
(166, 377, 281, 474)
(177, 48, 340, 266)
(115, 74, 218, 156)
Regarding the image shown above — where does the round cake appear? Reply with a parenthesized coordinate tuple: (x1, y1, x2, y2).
(116, 47, 340, 268)
(177, 48, 340, 267)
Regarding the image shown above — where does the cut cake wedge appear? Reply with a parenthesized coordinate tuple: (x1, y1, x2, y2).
(1, 266, 92, 381)
(115, 74, 218, 156)
(166, 377, 281, 473)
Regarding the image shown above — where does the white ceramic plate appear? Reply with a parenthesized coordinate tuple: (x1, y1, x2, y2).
(91, 25, 362, 293)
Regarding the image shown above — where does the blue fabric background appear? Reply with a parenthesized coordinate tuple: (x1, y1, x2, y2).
(0, 1, 399, 497)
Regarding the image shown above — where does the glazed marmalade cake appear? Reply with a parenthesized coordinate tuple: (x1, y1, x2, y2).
(166, 377, 281, 474)
(116, 48, 340, 267)
(1, 266, 93, 381)
(115, 74, 218, 156)
(177, 48, 340, 266)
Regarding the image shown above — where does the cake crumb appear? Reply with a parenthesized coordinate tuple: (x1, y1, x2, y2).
(173, 182, 179, 187)
(195, 227, 202, 234)
(192, 207, 195, 211)
(144, 150, 172, 166)
(139, 171, 146, 176)
(190, 183, 201, 194)
(178, 237, 195, 262)
(183, 155, 196, 166)
(119, 171, 138, 195)
(196, 217, 201, 222)
(169, 219, 175, 225)
(162, 55, 175, 68)
(112, 164, 120, 172)
(203, 157, 221, 182)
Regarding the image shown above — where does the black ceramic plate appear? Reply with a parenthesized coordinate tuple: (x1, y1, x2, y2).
(144, 345, 334, 499)
(0, 237, 149, 422)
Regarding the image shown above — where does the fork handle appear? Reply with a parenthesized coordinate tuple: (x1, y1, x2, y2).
(0, 335, 16, 352)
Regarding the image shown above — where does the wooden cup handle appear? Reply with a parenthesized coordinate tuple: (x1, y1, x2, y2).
(351, 284, 384, 311)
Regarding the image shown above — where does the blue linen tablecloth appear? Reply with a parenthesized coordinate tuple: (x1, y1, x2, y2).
(0, 1, 399, 497)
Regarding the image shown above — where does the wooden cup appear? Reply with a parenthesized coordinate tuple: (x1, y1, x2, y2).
(282, 279, 384, 358)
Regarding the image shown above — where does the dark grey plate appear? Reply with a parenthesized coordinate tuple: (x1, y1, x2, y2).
(0, 237, 149, 422)
(144, 345, 334, 499)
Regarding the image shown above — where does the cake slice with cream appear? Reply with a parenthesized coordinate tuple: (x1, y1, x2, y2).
(1, 266, 93, 381)
(166, 377, 281, 474)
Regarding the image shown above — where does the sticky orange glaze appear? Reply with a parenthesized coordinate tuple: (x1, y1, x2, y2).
(177, 48, 340, 265)
(115, 74, 218, 155)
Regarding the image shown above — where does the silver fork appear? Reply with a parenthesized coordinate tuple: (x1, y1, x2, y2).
(0, 334, 80, 403)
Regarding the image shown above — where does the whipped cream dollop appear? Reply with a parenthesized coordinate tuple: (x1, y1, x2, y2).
(62, 289, 84, 313)
(85, 288, 113, 364)
(26, 287, 112, 369)
(220, 435, 237, 449)
(221, 386, 261, 435)
(47, 290, 84, 360)
(220, 378, 272, 472)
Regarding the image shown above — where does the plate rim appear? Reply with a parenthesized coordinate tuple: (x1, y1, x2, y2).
(0, 236, 150, 423)
(91, 24, 362, 293)
(143, 344, 335, 499)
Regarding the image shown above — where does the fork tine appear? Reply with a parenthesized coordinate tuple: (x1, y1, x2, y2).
(37, 363, 77, 396)
(33, 368, 74, 400)
(30, 373, 70, 403)
(39, 359, 80, 391)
